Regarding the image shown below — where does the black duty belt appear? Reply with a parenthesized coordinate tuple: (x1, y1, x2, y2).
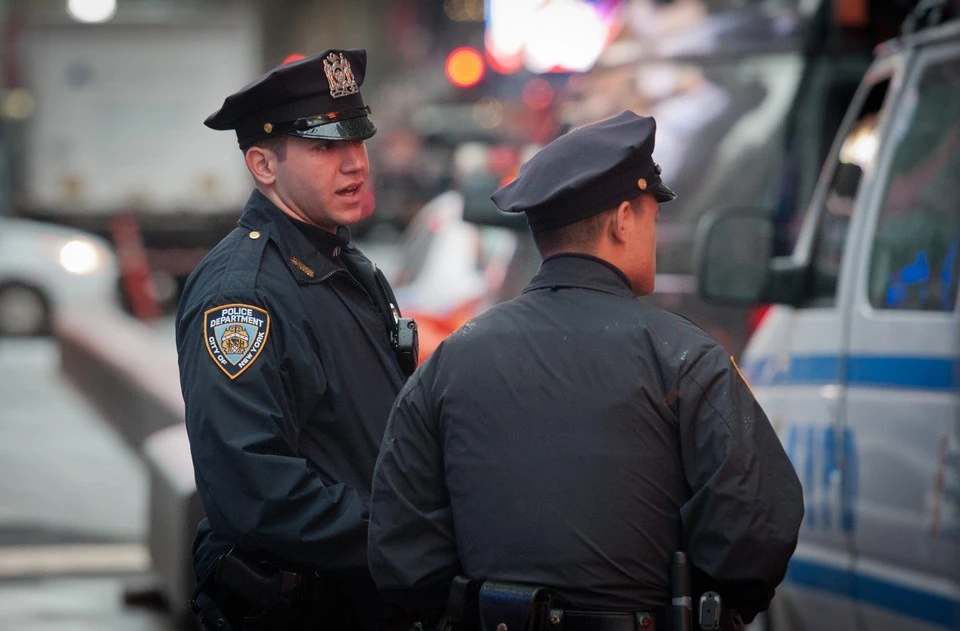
(556, 609, 657, 631)
(472, 579, 659, 631)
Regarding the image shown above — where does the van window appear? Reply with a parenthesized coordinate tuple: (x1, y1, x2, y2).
(867, 56, 960, 312)
(564, 52, 805, 276)
(805, 78, 891, 307)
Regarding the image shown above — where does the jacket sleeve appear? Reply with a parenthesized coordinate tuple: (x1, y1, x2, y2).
(368, 365, 459, 623)
(177, 291, 369, 571)
(675, 342, 804, 622)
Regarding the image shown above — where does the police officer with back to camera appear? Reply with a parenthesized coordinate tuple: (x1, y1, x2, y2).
(367, 111, 803, 631)
(176, 49, 418, 631)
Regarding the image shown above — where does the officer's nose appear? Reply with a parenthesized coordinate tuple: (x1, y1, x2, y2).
(340, 141, 368, 174)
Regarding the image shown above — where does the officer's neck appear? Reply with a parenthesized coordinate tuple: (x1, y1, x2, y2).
(592, 242, 645, 297)
(257, 185, 337, 235)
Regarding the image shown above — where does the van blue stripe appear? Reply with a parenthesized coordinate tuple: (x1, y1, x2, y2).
(742, 355, 957, 391)
(787, 558, 960, 628)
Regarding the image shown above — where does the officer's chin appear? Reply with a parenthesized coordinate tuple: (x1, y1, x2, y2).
(333, 205, 364, 227)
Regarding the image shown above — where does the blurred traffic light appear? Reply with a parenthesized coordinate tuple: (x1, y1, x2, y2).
(445, 47, 485, 88)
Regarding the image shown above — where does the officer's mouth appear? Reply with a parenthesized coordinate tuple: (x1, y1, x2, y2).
(336, 182, 363, 202)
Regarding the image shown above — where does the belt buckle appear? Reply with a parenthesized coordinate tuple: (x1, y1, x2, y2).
(635, 612, 654, 629)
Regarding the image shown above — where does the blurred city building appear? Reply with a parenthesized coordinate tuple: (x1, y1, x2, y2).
(0, 0, 928, 339)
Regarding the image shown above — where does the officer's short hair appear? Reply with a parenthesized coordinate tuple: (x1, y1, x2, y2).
(246, 135, 288, 161)
(532, 195, 653, 256)
(532, 207, 616, 256)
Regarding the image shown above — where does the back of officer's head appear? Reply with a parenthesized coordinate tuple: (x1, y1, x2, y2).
(529, 196, 648, 256)
(491, 111, 676, 295)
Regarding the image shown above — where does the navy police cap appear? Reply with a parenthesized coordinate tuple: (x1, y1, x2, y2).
(205, 49, 376, 149)
(491, 111, 676, 233)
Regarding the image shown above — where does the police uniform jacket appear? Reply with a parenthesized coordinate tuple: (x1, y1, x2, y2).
(368, 254, 804, 623)
(177, 190, 407, 578)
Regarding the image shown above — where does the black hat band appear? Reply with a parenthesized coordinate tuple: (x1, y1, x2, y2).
(290, 106, 372, 132)
(237, 105, 372, 148)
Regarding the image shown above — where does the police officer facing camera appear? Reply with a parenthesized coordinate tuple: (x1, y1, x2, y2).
(177, 49, 416, 631)
(368, 112, 803, 631)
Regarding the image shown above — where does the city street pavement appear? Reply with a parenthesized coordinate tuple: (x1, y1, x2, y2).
(0, 575, 176, 631)
(0, 338, 146, 545)
(0, 335, 180, 630)
(0, 236, 397, 630)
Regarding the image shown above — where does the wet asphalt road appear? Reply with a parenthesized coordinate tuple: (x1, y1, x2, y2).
(0, 235, 398, 631)
(0, 335, 179, 630)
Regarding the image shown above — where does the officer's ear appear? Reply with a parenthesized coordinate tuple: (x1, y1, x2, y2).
(611, 199, 634, 245)
(245, 145, 278, 186)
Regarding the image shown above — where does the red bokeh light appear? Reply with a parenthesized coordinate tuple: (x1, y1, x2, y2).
(522, 77, 555, 110)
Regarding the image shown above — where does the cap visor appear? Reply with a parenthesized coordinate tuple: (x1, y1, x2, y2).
(648, 175, 677, 203)
(289, 115, 377, 141)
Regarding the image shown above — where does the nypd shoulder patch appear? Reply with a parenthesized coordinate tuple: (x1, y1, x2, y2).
(203, 303, 271, 380)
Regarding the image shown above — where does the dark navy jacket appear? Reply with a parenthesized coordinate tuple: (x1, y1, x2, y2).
(177, 190, 406, 579)
(368, 254, 803, 623)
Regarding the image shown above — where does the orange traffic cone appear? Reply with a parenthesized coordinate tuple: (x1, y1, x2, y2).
(110, 214, 161, 321)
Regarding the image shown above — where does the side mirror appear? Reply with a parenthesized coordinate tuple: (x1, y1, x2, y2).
(461, 173, 529, 230)
(696, 206, 774, 306)
(696, 206, 811, 307)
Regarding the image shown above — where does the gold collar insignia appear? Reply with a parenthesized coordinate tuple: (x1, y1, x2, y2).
(290, 256, 315, 278)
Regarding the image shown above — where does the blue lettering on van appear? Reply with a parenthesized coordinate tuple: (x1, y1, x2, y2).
(785, 423, 858, 533)
(841, 427, 858, 532)
(823, 425, 836, 527)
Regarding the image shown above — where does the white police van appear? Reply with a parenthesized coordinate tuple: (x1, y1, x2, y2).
(697, 9, 960, 631)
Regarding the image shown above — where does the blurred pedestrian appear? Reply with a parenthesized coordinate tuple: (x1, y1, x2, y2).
(368, 111, 803, 631)
(177, 49, 417, 631)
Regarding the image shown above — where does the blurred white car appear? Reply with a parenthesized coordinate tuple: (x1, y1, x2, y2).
(393, 191, 514, 310)
(0, 217, 119, 336)
(390, 190, 518, 362)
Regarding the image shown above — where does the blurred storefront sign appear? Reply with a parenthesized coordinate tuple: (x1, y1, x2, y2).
(485, 0, 623, 74)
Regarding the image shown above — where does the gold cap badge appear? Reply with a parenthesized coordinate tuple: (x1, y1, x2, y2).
(323, 52, 359, 99)
(637, 178, 647, 191)
(263, 123, 273, 134)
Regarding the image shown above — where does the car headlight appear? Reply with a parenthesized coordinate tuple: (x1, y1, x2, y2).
(59, 239, 104, 275)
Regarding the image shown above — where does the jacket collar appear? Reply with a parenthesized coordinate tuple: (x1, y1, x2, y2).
(237, 190, 343, 283)
(523, 253, 635, 298)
